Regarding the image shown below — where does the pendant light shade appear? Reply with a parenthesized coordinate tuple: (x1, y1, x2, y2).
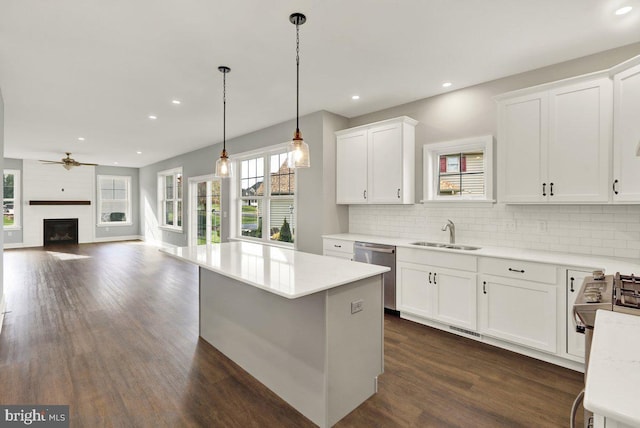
(286, 12, 311, 169)
(215, 66, 233, 178)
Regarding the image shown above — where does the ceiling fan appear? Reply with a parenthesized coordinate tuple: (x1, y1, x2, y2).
(39, 152, 98, 170)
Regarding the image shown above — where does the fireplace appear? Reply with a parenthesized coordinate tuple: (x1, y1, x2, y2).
(43, 218, 79, 246)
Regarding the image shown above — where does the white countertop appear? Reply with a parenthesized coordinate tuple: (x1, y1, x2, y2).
(323, 233, 640, 274)
(161, 242, 389, 299)
(584, 310, 640, 426)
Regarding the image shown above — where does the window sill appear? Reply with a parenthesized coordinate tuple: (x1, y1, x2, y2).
(97, 222, 133, 227)
(159, 225, 184, 233)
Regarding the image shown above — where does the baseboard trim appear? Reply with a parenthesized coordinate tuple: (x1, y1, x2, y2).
(4, 235, 145, 249)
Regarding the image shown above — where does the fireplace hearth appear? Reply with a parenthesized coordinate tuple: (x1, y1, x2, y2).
(43, 218, 79, 246)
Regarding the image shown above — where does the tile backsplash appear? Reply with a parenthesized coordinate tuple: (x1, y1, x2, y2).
(349, 204, 640, 259)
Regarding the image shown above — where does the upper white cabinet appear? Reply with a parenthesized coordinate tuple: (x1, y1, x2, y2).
(612, 58, 640, 202)
(336, 116, 418, 205)
(497, 74, 612, 203)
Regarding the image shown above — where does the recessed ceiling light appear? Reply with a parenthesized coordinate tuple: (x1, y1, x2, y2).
(114, 162, 119, 165)
(351, 95, 360, 100)
(442, 82, 453, 88)
(77, 137, 85, 141)
(615, 6, 632, 15)
(172, 99, 181, 105)
(136, 151, 142, 154)
(148, 115, 157, 120)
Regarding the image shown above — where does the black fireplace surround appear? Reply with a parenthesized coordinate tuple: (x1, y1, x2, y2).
(43, 218, 79, 246)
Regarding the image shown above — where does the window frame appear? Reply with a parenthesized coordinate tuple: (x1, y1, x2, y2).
(233, 143, 297, 248)
(158, 167, 184, 232)
(97, 175, 133, 227)
(3, 169, 21, 230)
(423, 135, 494, 203)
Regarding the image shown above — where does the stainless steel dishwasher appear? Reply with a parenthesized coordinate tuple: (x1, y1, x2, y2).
(353, 242, 396, 311)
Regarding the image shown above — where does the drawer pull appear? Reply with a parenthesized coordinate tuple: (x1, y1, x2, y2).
(570, 277, 575, 292)
(483, 281, 487, 294)
(508, 268, 525, 273)
(333, 244, 342, 248)
(428, 272, 432, 284)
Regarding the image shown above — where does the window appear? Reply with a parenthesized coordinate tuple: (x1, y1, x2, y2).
(97, 175, 132, 226)
(237, 145, 296, 246)
(424, 135, 494, 202)
(158, 167, 183, 231)
(3, 170, 20, 229)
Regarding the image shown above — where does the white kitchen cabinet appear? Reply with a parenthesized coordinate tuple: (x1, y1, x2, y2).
(398, 262, 477, 331)
(497, 91, 548, 203)
(336, 116, 417, 205)
(497, 74, 612, 203)
(566, 270, 589, 360)
(478, 274, 557, 353)
(322, 238, 354, 260)
(397, 248, 477, 331)
(612, 58, 640, 202)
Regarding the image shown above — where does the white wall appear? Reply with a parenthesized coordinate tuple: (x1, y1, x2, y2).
(22, 160, 95, 247)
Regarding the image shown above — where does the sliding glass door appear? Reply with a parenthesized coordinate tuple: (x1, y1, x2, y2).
(189, 175, 222, 245)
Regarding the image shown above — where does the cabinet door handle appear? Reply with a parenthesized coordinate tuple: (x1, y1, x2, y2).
(613, 179, 619, 195)
(550, 182, 554, 196)
(433, 272, 437, 285)
(363, 190, 367, 200)
(570, 277, 575, 293)
(483, 281, 487, 294)
(508, 268, 525, 273)
(542, 183, 546, 197)
(428, 272, 432, 284)
(397, 188, 401, 199)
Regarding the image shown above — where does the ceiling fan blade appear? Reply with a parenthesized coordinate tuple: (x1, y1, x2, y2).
(78, 162, 99, 166)
(39, 160, 64, 164)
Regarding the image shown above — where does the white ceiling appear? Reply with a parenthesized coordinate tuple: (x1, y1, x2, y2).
(1, 0, 639, 168)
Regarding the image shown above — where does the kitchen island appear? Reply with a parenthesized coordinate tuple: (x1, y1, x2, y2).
(161, 242, 389, 428)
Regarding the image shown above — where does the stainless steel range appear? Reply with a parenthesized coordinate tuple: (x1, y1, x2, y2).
(571, 273, 640, 428)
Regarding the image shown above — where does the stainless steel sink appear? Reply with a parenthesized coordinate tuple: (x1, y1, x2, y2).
(410, 242, 481, 251)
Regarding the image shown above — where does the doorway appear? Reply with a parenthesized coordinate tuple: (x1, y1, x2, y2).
(188, 175, 222, 246)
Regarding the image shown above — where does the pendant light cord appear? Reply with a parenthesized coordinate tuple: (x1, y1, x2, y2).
(296, 22, 300, 132)
(223, 70, 227, 152)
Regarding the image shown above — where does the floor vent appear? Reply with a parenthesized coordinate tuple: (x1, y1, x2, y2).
(449, 326, 481, 337)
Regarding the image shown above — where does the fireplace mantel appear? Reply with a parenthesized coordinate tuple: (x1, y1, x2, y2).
(29, 200, 91, 206)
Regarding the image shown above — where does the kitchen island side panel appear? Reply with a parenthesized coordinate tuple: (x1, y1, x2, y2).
(327, 275, 384, 426)
(199, 268, 329, 427)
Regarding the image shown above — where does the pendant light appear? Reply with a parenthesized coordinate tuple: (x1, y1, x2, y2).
(286, 12, 311, 168)
(215, 66, 233, 178)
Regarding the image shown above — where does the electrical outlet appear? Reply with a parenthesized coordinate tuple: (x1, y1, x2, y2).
(505, 220, 517, 232)
(537, 220, 547, 232)
(351, 299, 364, 314)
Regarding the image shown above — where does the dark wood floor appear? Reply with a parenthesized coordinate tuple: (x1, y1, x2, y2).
(0, 242, 584, 427)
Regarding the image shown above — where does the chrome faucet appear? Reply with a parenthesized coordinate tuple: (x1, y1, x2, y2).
(442, 219, 455, 244)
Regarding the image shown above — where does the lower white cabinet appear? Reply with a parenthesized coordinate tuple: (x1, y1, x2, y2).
(322, 238, 354, 260)
(398, 261, 477, 331)
(566, 270, 589, 360)
(478, 274, 557, 353)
